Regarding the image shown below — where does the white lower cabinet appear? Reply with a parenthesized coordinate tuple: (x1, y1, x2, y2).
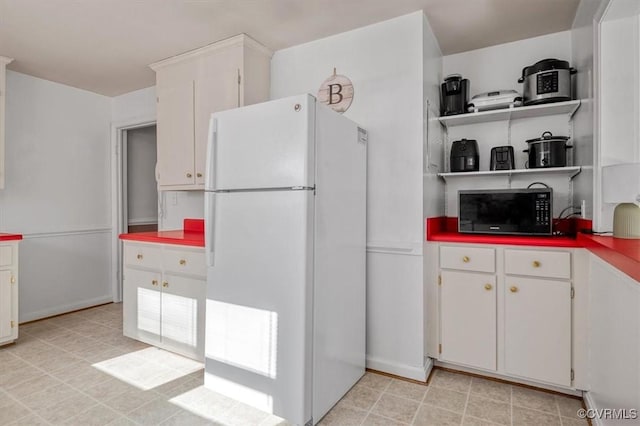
(440, 271, 496, 371)
(504, 276, 571, 386)
(123, 242, 205, 361)
(0, 241, 18, 346)
(435, 244, 577, 389)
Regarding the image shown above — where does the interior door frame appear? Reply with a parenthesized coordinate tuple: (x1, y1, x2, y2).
(110, 116, 156, 303)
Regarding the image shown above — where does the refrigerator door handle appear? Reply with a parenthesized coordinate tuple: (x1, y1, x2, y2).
(205, 116, 218, 191)
(205, 192, 216, 266)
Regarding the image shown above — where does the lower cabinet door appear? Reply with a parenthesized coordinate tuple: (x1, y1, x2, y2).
(123, 268, 162, 346)
(504, 276, 571, 386)
(440, 270, 497, 371)
(0, 270, 15, 343)
(160, 274, 206, 360)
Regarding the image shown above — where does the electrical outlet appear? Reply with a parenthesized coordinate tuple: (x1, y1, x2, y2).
(171, 193, 178, 206)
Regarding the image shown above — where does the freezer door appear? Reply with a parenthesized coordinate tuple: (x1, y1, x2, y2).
(204, 190, 314, 425)
(206, 94, 315, 191)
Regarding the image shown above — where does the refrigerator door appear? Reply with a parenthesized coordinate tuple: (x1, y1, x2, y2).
(205, 94, 315, 191)
(204, 189, 314, 425)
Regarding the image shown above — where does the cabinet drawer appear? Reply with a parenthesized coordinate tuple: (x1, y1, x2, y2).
(505, 249, 570, 279)
(163, 247, 206, 278)
(0, 245, 14, 267)
(124, 243, 162, 270)
(440, 246, 495, 273)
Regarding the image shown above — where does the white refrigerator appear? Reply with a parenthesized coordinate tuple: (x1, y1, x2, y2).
(203, 94, 367, 425)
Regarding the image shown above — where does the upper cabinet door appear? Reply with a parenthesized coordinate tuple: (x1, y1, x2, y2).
(157, 78, 195, 187)
(194, 46, 243, 186)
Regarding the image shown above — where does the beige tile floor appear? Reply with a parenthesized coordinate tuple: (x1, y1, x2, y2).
(0, 303, 588, 426)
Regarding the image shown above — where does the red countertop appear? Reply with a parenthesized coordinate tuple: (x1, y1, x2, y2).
(426, 217, 640, 283)
(0, 233, 23, 241)
(119, 219, 204, 247)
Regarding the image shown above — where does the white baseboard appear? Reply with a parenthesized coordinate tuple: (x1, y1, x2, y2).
(19, 295, 114, 323)
(582, 392, 604, 426)
(366, 355, 430, 382)
(434, 360, 583, 397)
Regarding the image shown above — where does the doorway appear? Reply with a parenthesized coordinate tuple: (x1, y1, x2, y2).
(111, 119, 157, 303)
(125, 125, 158, 233)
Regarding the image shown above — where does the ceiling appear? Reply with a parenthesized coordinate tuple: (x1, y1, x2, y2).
(0, 0, 580, 96)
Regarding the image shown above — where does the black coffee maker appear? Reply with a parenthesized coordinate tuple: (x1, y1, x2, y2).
(440, 74, 469, 116)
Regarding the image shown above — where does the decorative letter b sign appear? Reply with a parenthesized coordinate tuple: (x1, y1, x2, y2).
(317, 70, 354, 114)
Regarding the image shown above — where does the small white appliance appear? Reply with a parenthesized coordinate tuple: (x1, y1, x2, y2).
(203, 94, 367, 425)
(467, 90, 522, 112)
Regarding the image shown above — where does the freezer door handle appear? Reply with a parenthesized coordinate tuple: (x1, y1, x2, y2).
(205, 116, 218, 191)
(205, 192, 216, 266)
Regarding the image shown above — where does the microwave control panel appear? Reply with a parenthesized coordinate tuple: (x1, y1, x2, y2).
(535, 193, 551, 226)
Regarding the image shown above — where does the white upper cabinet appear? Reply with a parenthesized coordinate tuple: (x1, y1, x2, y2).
(150, 35, 272, 191)
(0, 56, 13, 190)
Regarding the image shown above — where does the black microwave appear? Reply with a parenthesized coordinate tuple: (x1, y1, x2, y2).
(459, 188, 553, 235)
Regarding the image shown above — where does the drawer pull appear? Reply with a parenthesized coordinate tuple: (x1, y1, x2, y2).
(186, 173, 193, 178)
(137, 254, 143, 260)
(484, 283, 492, 291)
(462, 256, 470, 263)
(532, 260, 541, 268)
(197, 173, 203, 178)
(163, 282, 169, 288)
(152, 280, 158, 286)
(179, 259, 186, 266)
(510, 286, 519, 293)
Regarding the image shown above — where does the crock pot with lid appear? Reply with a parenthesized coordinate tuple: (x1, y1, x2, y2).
(518, 58, 576, 106)
(524, 131, 572, 168)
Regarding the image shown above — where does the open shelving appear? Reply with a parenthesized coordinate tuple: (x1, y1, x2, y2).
(437, 166, 582, 182)
(438, 100, 581, 128)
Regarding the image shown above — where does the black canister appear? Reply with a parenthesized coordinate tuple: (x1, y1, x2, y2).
(450, 139, 479, 172)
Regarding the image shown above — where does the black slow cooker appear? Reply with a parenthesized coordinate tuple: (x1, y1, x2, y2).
(524, 131, 573, 168)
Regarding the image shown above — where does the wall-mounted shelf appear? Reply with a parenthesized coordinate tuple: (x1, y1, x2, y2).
(437, 166, 582, 182)
(438, 100, 581, 128)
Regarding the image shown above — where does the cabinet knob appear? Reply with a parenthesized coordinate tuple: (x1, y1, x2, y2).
(484, 283, 492, 291)
(179, 259, 186, 266)
(152, 280, 158, 286)
(137, 254, 143, 260)
(186, 173, 193, 178)
(462, 256, 470, 263)
(510, 286, 519, 293)
(532, 260, 541, 268)
(163, 282, 169, 288)
(197, 172, 203, 178)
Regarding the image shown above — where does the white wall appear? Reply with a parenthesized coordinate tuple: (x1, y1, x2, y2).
(111, 86, 156, 124)
(271, 11, 440, 380)
(442, 32, 576, 218)
(127, 125, 157, 225)
(596, 12, 640, 232)
(0, 71, 113, 321)
(571, 0, 606, 222)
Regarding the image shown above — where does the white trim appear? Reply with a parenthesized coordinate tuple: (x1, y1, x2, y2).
(434, 360, 583, 396)
(110, 115, 156, 304)
(19, 295, 113, 323)
(366, 241, 423, 256)
(583, 392, 605, 426)
(366, 355, 429, 382)
(127, 217, 159, 225)
(0, 56, 13, 66)
(23, 227, 111, 239)
(149, 34, 272, 70)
